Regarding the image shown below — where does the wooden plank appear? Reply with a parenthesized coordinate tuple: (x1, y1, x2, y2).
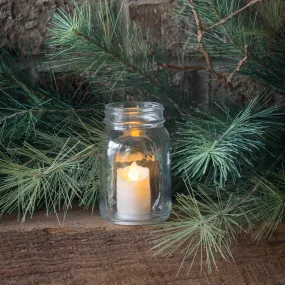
(1, 209, 285, 285)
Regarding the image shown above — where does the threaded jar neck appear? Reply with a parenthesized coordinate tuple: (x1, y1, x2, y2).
(104, 102, 165, 128)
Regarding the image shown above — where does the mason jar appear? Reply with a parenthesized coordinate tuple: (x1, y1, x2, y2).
(98, 102, 172, 225)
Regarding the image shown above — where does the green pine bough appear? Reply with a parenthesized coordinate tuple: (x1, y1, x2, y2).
(1, 0, 285, 273)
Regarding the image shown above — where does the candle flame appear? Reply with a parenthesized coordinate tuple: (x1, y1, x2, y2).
(130, 129, 141, 137)
(128, 161, 139, 181)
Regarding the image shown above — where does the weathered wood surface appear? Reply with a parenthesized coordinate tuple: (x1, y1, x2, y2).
(1, 209, 285, 285)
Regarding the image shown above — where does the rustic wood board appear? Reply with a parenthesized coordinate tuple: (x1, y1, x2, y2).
(1, 209, 285, 285)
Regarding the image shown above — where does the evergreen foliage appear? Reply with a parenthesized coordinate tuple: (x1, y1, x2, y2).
(175, 0, 285, 94)
(1, 0, 285, 273)
(151, 0, 285, 273)
(48, 0, 184, 113)
(151, 181, 258, 273)
(0, 47, 103, 221)
(174, 96, 285, 185)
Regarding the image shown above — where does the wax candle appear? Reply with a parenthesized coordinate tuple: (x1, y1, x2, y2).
(117, 161, 151, 217)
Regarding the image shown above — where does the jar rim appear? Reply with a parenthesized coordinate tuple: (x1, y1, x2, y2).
(105, 102, 164, 112)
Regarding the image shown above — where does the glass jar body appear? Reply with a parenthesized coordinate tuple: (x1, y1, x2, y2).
(98, 103, 171, 225)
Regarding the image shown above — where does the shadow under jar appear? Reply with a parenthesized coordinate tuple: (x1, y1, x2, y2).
(98, 102, 172, 225)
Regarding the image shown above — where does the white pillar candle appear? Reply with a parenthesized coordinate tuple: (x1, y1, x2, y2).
(117, 161, 151, 217)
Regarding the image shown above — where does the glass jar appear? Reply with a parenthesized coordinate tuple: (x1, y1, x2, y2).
(98, 102, 172, 225)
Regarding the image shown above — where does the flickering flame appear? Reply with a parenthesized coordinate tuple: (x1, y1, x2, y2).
(130, 129, 141, 137)
(128, 161, 139, 181)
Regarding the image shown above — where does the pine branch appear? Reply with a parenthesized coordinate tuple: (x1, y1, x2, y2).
(158, 63, 209, 72)
(158, 44, 250, 86)
(0, 133, 100, 221)
(187, 0, 205, 42)
(253, 171, 285, 240)
(174, 96, 285, 185)
(187, 0, 218, 82)
(157, 0, 250, 103)
(150, 182, 254, 273)
(0, 107, 98, 125)
(0, 47, 102, 144)
(48, 0, 184, 113)
(207, 0, 263, 31)
(187, 0, 251, 89)
(231, 146, 285, 217)
(72, 30, 183, 113)
(227, 45, 249, 83)
(176, 0, 285, 94)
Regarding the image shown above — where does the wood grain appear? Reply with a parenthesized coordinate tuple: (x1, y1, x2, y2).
(1, 209, 285, 285)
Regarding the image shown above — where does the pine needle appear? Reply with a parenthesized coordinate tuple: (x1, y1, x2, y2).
(174, 96, 285, 185)
(150, 180, 255, 273)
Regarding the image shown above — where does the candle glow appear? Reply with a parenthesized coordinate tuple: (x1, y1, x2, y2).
(128, 161, 139, 181)
(116, 159, 151, 218)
